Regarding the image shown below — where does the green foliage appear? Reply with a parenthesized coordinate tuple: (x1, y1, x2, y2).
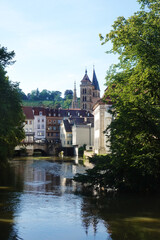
(64, 89, 73, 99)
(0, 46, 25, 163)
(0, 45, 15, 67)
(75, 0, 160, 193)
(78, 145, 86, 157)
(23, 89, 73, 109)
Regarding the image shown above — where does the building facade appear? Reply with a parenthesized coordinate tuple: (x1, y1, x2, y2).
(60, 119, 73, 148)
(33, 107, 46, 141)
(93, 98, 112, 155)
(46, 108, 62, 143)
(22, 106, 34, 143)
(72, 123, 94, 148)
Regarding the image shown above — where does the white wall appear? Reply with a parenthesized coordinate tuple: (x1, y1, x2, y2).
(93, 104, 112, 154)
(34, 115, 46, 139)
(60, 122, 72, 147)
(72, 125, 94, 147)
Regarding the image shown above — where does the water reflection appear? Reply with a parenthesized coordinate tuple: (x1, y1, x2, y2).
(0, 159, 160, 240)
(81, 195, 160, 240)
(0, 163, 23, 240)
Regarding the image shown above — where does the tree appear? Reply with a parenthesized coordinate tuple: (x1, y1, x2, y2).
(0, 45, 15, 67)
(17, 88, 28, 100)
(0, 46, 25, 163)
(75, 0, 160, 193)
(29, 89, 40, 101)
(39, 89, 51, 100)
(64, 89, 73, 100)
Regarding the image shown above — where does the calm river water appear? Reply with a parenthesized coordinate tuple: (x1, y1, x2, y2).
(0, 158, 160, 240)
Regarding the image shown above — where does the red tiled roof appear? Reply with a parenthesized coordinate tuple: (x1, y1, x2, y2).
(32, 107, 46, 115)
(22, 106, 34, 119)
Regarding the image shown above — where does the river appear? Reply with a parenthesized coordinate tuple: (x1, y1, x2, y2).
(0, 158, 160, 240)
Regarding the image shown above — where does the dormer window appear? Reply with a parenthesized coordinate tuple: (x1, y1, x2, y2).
(39, 111, 42, 116)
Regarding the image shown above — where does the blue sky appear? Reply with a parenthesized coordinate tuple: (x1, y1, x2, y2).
(0, 0, 140, 97)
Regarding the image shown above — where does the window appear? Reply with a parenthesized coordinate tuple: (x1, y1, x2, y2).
(37, 131, 44, 136)
(29, 120, 32, 125)
(25, 121, 28, 125)
(37, 124, 40, 129)
(53, 126, 56, 130)
(83, 95, 86, 102)
(39, 111, 42, 116)
(42, 124, 44, 129)
(29, 128, 32, 132)
(58, 120, 61, 124)
(83, 88, 86, 94)
(83, 104, 86, 110)
(48, 126, 52, 130)
(48, 120, 52, 124)
(38, 119, 40, 123)
(25, 128, 28, 132)
(42, 119, 44, 122)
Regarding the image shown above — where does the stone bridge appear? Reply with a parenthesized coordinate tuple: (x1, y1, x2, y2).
(15, 142, 61, 156)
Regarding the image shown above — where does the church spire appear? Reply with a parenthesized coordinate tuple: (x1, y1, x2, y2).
(92, 66, 100, 91)
(71, 81, 78, 109)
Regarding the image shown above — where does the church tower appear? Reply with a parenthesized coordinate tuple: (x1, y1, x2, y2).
(71, 81, 78, 109)
(80, 69, 93, 112)
(80, 67, 100, 112)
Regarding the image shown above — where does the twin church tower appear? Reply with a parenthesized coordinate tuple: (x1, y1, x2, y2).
(72, 67, 100, 112)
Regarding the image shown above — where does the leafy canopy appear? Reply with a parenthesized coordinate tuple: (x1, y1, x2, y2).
(0, 46, 25, 162)
(75, 0, 160, 193)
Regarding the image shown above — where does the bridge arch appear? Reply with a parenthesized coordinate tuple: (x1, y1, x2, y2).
(33, 148, 47, 156)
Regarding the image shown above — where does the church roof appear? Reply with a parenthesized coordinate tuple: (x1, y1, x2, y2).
(81, 69, 91, 83)
(92, 68, 100, 91)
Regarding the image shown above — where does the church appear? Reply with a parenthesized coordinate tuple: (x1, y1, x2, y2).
(71, 67, 100, 112)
